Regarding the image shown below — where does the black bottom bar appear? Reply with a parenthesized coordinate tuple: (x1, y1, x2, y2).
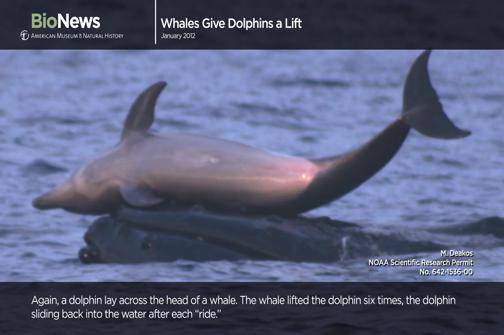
(1, 283, 502, 334)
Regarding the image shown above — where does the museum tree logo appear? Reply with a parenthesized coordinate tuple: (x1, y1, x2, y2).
(20, 30, 30, 41)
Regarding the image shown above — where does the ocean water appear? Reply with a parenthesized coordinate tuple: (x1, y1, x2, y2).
(0, 50, 502, 281)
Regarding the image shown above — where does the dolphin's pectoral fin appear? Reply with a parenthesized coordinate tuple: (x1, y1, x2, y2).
(121, 81, 167, 141)
(119, 185, 165, 208)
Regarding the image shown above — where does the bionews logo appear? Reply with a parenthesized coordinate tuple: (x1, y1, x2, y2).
(31, 13, 101, 29)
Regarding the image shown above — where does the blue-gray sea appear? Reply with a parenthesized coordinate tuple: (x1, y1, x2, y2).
(0, 50, 502, 281)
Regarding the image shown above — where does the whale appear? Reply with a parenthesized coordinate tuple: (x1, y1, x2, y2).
(33, 51, 470, 216)
(79, 207, 443, 263)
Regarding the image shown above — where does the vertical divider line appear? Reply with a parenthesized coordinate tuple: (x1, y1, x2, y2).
(154, 0, 157, 45)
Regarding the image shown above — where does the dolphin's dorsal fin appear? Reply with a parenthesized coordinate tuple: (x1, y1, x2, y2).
(121, 81, 167, 140)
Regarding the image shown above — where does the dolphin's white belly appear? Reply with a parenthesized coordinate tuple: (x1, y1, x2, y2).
(129, 134, 319, 209)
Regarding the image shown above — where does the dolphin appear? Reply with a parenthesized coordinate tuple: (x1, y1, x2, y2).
(33, 51, 470, 216)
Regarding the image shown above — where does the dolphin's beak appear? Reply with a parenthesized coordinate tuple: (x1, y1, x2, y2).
(32, 193, 57, 210)
(32, 182, 72, 210)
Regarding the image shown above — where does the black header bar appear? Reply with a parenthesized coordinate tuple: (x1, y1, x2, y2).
(2, 0, 504, 49)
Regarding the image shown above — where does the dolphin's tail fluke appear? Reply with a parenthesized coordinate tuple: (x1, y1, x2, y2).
(401, 50, 470, 139)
